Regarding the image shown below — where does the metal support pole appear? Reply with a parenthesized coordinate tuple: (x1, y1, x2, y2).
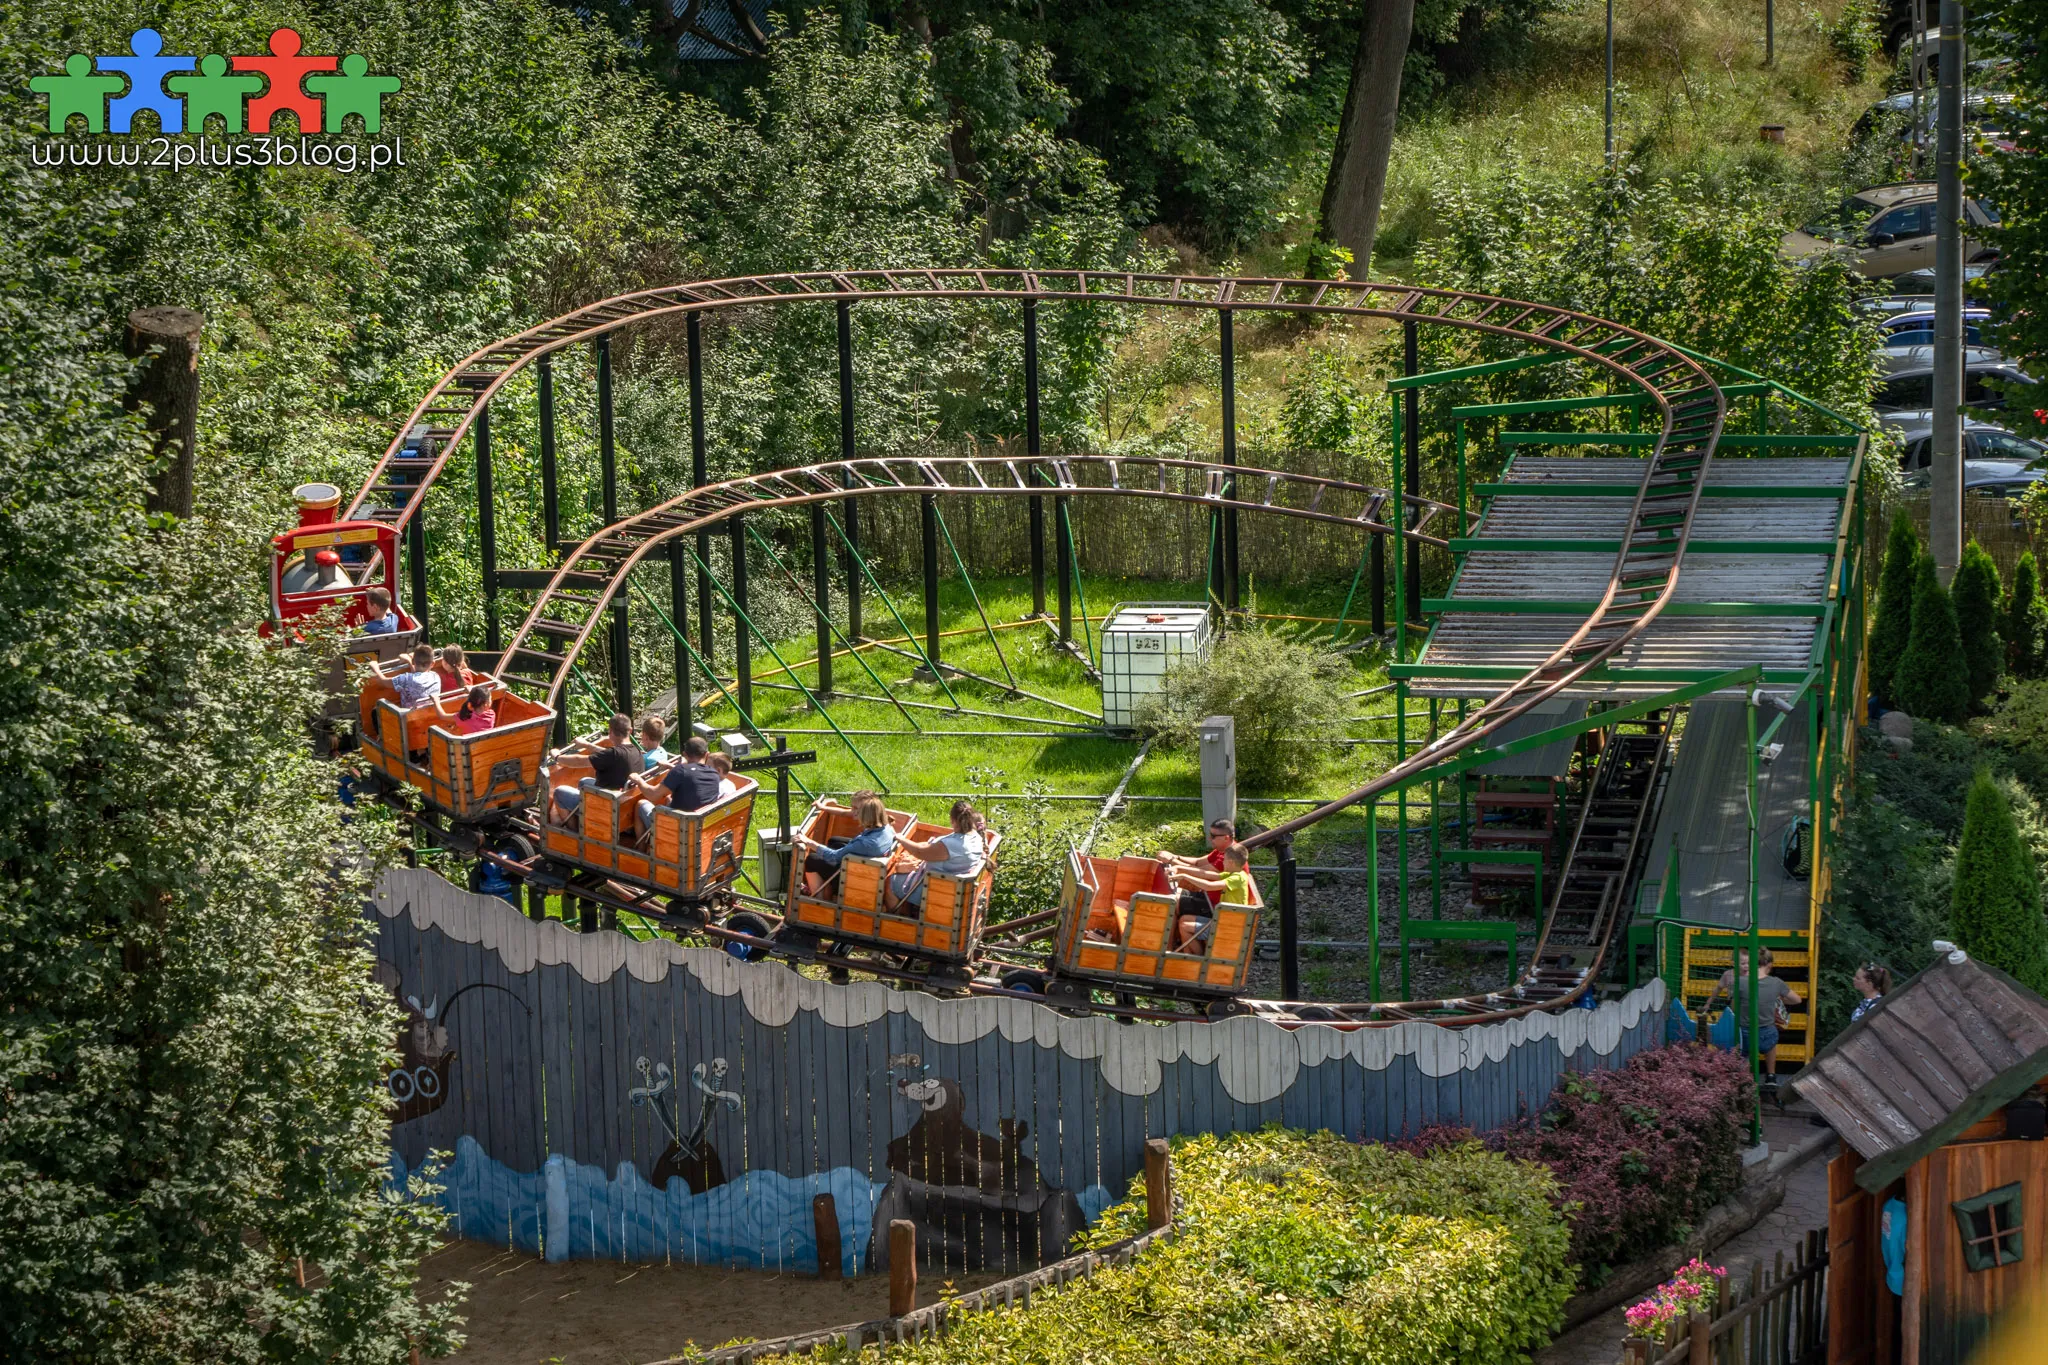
(1220, 308, 1240, 611)
(1604, 0, 1615, 164)
(1055, 494, 1074, 642)
(688, 313, 714, 661)
(538, 356, 559, 555)
(1766, 0, 1776, 63)
(775, 735, 793, 837)
(1366, 798, 1381, 1000)
(407, 501, 429, 639)
(610, 599, 634, 718)
(1370, 532, 1384, 636)
(811, 503, 834, 695)
(921, 492, 942, 671)
(1931, 0, 1965, 583)
(596, 335, 617, 525)
(838, 300, 863, 639)
(668, 539, 694, 723)
(730, 512, 752, 719)
(1277, 833, 1300, 1001)
(1025, 296, 1046, 618)
(1403, 321, 1422, 627)
(476, 401, 499, 653)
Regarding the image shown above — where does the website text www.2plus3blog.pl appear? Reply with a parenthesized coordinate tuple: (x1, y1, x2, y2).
(31, 134, 406, 173)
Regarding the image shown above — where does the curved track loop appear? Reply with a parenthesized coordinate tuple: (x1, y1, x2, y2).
(352, 271, 1725, 1024)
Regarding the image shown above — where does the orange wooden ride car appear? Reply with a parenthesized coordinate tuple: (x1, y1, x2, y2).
(538, 746, 758, 908)
(780, 800, 998, 986)
(1044, 850, 1262, 1017)
(358, 665, 554, 821)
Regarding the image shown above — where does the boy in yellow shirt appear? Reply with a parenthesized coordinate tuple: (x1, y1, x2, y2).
(1165, 842, 1253, 952)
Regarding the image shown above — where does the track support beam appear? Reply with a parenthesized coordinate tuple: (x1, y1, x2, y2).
(838, 300, 863, 640)
(1025, 296, 1046, 618)
(476, 400, 499, 653)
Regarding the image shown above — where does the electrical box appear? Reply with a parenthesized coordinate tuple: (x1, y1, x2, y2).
(1199, 715, 1237, 831)
(719, 733, 751, 761)
(1100, 602, 1214, 729)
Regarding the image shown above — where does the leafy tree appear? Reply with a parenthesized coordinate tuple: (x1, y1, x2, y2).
(2006, 550, 2044, 679)
(1894, 552, 1971, 724)
(1981, 6, 2048, 436)
(1954, 539, 2006, 707)
(1951, 771, 2048, 995)
(1135, 629, 1353, 787)
(0, 99, 453, 1365)
(1867, 510, 1921, 703)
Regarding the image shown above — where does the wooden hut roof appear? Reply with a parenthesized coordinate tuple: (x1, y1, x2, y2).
(1792, 952, 2048, 1192)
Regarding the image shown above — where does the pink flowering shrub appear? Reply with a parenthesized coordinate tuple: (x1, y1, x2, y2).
(1397, 1044, 1754, 1280)
(1624, 1259, 1728, 1339)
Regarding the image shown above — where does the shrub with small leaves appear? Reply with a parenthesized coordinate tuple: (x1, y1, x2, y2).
(1868, 511, 1920, 704)
(2005, 551, 2044, 679)
(1134, 628, 1354, 788)
(1954, 540, 2005, 708)
(1894, 552, 1971, 724)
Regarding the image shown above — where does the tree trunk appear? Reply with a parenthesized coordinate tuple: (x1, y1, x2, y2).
(123, 307, 205, 520)
(1316, 0, 1417, 280)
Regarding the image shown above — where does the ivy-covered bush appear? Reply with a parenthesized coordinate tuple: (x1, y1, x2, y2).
(817, 1129, 1574, 1365)
(1135, 629, 1353, 788)
(1402, 1045, 1753, 1282)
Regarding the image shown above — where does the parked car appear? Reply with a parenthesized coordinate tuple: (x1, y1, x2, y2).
(1882, 342, 2006, 377)
(1885, 415, 2047, 471)
(1874, 361, 2037, 412)
(1782, 184, 2000, 278)
(1853, 91, 2015, 144)
(1878, 308, 1991, 342)
(1899, 460, 2043, 499)
(1854, 265, 1997, 319)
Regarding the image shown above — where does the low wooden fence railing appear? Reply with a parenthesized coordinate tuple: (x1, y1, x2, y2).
(669, 1140, 1179, 1365)
(1624, 1231, 1829, 1365)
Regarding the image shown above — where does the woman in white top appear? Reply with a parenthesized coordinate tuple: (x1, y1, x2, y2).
(886, 800, 986, 911)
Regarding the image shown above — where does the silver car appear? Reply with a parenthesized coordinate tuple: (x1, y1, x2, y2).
(1783, 184, 2000, 279)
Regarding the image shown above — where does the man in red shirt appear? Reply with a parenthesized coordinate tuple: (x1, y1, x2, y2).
(1158, 817, 1235, 916)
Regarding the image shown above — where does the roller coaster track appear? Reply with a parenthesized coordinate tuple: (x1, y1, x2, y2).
(351, 271, 1724, 1027)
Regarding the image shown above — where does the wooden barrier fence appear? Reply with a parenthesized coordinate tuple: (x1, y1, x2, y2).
(1623, 1231, 1830, 1365)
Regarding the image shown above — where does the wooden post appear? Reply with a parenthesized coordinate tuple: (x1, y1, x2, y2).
(1688, 1309, 1710, 1365)
(1144, 1137, 1172, 1231)
(888, 1220, 917, 1316)
(1621, 1338, 1652, 1365)
(123, 307, 204, 519)
(813, 1193, 842, 1281)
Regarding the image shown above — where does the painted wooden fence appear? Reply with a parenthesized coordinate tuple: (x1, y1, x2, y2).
(374, 867, 1669, 1275)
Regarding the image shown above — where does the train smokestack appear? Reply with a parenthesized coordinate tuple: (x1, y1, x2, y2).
(293, 483, 342, 529)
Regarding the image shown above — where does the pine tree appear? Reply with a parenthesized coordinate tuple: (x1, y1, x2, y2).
(1868, 510, 1920, 703)
(2006, 550, 2043, 678)
(1953, 540, 2005, 707)
(1894, 552, 1971, 723)
(1952, 771, 2048, 995)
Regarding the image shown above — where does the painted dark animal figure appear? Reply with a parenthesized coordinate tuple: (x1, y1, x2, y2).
(886, 1075, 1039, 1195)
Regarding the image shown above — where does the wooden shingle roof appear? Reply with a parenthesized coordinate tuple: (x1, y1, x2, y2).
(1793, 952, 2048, 1192)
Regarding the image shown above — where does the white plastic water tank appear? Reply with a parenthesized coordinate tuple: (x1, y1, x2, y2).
(1100, 602, 1214, 728)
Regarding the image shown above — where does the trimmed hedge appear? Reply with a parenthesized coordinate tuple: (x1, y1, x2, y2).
(816, 1129, 1575, 1365)
(1402, 1044, 1754, 1282)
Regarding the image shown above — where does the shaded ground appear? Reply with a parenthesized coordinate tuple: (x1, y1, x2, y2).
(427, 1240, 1007, 1365)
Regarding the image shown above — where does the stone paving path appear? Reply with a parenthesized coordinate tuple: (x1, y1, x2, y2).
(1536, 1112, 1834, 1365)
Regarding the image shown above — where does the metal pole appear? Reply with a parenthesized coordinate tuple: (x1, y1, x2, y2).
(1747, 694, 1763, 1144)
(1025, 296, 1046, 618)
(1055, 494, 1073, 642)
(811, 503, 834, 695)
(1220, 308, 1240, 611)
(669, 539, 694, 725)
(1403, 321, 1422, 627)
(611, 599, 634, 717)
(731, 512, 752, 719)
(1604, 0, 1615, 163)
(538, 356, 559, 555)
(921, 492, 942, 672)
(1766, 0, 1775, 63)
(775, 735, 793, 837)
(838, 300, 863, 639)
(597, 335, 629, 713)
(1370, 530, 1384, 635)
(1278, 833, 1300, 1000)
(1931, 0, 1965, 583)
(1366, 797, 1381, 1000)
(476, 401, 499, 653)
(688, 313, 714, 662)
(407, 497, 429, 639)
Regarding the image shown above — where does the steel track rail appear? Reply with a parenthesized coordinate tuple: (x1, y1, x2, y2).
(350, 272, 1725, 1029)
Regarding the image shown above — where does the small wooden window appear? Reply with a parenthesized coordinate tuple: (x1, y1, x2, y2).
(1952, 1183, 2025, 1272)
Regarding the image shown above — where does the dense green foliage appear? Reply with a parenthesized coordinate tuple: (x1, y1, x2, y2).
(816, 1128, 1573, 1365)
(1895, 554, 1970, 724)
(1981, 0, 2048, 435)
(2006, 551, 2044, 680)
(1868, 512, 1921, 704)
(1955, 541, 2006, 709)
(1952, 770, 2048, 993)
(1135, 628, 1354, 788)
(0, 90, 450, 1365)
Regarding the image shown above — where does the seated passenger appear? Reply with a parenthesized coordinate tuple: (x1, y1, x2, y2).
(453, 685, 496, 734)
(707, 750, 740, 799)
(1158, 818, 1235, 925)
(282, 546, 349, 595)
(885, 800, 986, 913)
(797, 790, 897, 897)
(432, 644, 476, 695)
(550, 714, 643, 827)
(638, 716, 672, 771)
(391, 644, 443, 709)
(1165, 842, 1252, 952)
(359, 585, 400, 636)
(631, 736, 722, 834)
